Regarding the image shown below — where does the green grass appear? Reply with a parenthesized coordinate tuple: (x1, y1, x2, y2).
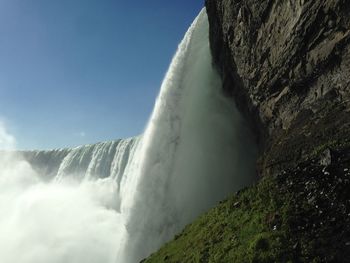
(144, 176, 297, 263)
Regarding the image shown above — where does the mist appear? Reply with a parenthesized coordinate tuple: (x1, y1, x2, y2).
(0, 123, 127, 263)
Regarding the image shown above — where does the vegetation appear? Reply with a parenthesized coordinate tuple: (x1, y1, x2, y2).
(144, 147, 350, 262)
(144, 175, 295, 263)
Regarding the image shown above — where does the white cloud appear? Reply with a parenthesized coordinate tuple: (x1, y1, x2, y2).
(0, 121, 16, 150)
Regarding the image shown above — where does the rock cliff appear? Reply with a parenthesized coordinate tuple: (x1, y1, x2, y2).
(206, 0, 350, 176)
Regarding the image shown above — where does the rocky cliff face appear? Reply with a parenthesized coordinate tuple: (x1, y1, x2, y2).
(205, 0, 350, 176)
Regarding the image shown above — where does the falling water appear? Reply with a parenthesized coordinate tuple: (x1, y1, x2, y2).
(118, 9, 257, 262)
(0, 8, 256, 263)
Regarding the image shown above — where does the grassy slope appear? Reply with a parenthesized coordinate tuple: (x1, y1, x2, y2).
(144, 176, 296, 263)
(144, 147, 350, 262)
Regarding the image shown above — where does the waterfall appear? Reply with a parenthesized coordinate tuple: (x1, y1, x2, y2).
(0, 8, 256, 263)
(23, 138, 140, 182)
(117, 9, 257, 262)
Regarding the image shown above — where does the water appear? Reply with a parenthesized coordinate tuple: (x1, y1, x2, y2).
(0, 9, 257, 263)
(22, 138, 140, 183)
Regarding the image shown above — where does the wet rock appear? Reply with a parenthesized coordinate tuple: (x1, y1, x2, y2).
(233, 201, 240, 208)
(293, 242, 299, 250)
(328, 19, 336, 29)
(205, 0, 350, 176)
(320, 148, 332, 166)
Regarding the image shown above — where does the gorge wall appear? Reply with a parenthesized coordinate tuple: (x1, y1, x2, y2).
(205, 0, 350, 176)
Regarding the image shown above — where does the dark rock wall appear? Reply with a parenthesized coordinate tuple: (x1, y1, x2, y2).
(205, 0, 350, 176)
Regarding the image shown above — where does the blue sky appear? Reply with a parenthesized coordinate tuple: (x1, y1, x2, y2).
(0, 0, 204, 150)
